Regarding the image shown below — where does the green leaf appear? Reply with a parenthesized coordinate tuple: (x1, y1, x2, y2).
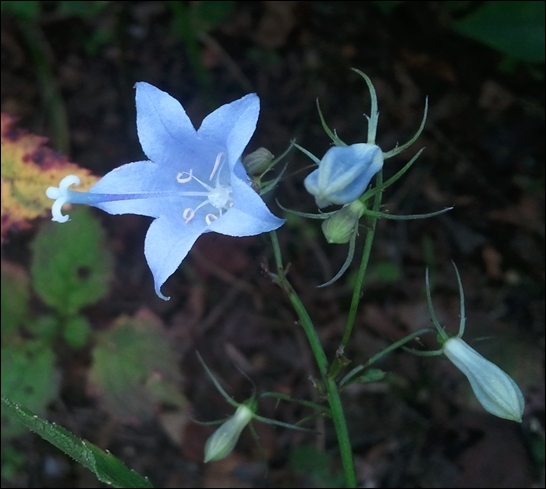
(454, 2, 545, 63)
(339, 366, 386, 389)
(63, 315, 92, 348)
(89, 314, 186, 421)
(1, 397, 153, 488)
(1, 446, 26, 481)
(1, 341, 60, 439)
(1, 261, 30, 338)
(30, 206, 113, 315)
(27, 315, 61, 342)
(0, 1, 41, 21)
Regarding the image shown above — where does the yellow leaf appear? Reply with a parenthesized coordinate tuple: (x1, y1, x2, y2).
(1, 113, 99, 241)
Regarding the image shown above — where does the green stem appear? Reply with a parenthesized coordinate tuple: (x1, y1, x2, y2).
(269, 231, 356, 487)
(325, 377, 357, 487)
(341, 170, 384, 349)
(269, 231, 328, 377)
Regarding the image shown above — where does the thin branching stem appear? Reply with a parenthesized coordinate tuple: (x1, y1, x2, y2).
(269, 231, 357, 487)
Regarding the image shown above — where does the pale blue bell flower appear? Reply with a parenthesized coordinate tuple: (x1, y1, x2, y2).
(46, 83, 284, 300)
(303, 143, 383, 208)
(443, 337, 525, 422)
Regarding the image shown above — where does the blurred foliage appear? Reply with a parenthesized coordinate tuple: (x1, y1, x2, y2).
(1, 206, 112, 443)
(0, 262, 30, 338)
(0, 1, 112, 51)
(371, 260, 402, 284)
(63, 315, 92, 349)
(168, 1, 236, 107)
(289, 445, 345, 488)
(377, 1, 544, 67)
(1, 447, 25, 482)
(453, 1, 545, 64)
(1, 342, 60, 439)
(89, 314, 187, 421)
(30, 206, 113, 316)
(0, 1, 40, 21)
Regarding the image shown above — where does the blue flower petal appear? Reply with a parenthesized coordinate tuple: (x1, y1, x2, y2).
(136, 82, 199, 166)
(209, 171, 284, 236)
(87, 161, 163, 217)
(144, 216, 208, 300)
(209, 207, 283, 236)
(198, 94, 260, 169)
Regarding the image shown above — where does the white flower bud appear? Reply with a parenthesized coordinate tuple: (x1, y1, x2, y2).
(443, 337, 524, 422)
(204, 404, 254, 462)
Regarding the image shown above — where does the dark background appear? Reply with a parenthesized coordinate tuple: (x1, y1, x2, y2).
(1, 2, 544, 487)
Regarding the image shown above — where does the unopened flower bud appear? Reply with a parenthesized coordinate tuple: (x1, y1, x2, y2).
(443, 337, 525, 422)
(204, 403, 254, 462)
(321, 200, 365, 244)
(304, 143, 383, 208)
(242, 147, 274, 176)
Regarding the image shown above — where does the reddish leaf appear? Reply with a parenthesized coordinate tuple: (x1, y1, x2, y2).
(1, 113, 98, 241)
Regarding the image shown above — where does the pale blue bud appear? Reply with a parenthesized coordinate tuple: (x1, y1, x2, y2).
(204, 404, 254, 462)
(443, 337, 524, 422)
(304, 143, 383, 208)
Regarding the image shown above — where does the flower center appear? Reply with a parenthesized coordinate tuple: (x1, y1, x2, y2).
(176, 152, 233, 225)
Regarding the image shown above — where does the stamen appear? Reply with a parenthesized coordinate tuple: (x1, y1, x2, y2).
(177, 170, 193, 183)
(183, 208, 195, 223)
(209, 152, 225, 181)
(205, 214, 218, 225)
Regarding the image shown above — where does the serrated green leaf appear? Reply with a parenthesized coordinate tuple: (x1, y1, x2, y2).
(89, 315, 186, 421)
(1, 261, 30, 338)
(30, 206, 113, 315)
(1, 341, 60, 439)
(1, 397, 154, 488)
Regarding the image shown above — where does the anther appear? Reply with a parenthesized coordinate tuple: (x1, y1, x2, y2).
(205, 214, 218, 225)
(209, 152, 225, 180)
(177, 170, 193, 183)
(183, 208, 195, 223)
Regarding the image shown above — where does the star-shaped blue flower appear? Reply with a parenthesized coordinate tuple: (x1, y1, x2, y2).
(47, 83, 285, 300)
